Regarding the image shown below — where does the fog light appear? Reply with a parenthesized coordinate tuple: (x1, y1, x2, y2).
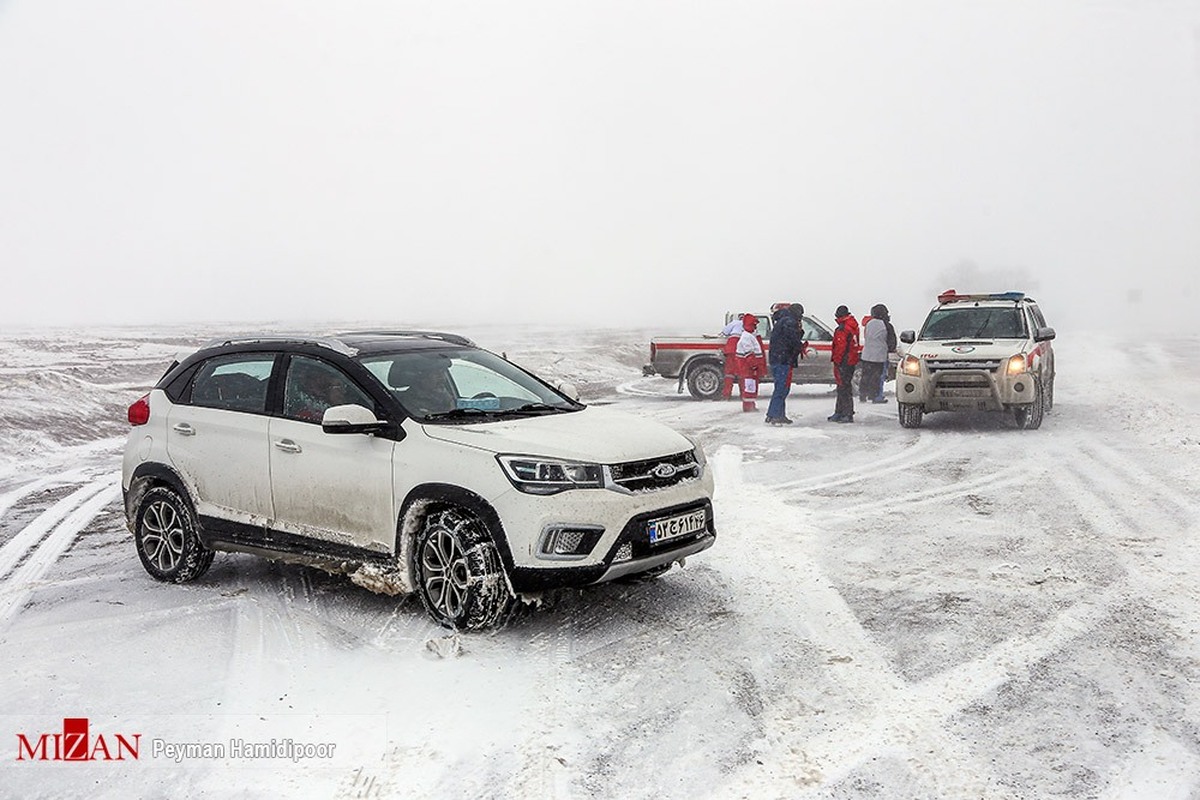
(537, 526, 603, 559)
(1014, 382, 1025, 393)
(904, 382, 915, 393)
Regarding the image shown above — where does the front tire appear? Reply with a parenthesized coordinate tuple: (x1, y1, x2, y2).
(134, 486, 214, 583)
(1014, 376, 1045, 430)
(686, 361, 724, 400)
(414, 507, 513, 631)
(898, 402, 924, 429)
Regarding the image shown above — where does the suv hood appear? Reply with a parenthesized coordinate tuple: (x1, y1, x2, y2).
(419, 406, 694, 463)
(907, 339, 1028, 360)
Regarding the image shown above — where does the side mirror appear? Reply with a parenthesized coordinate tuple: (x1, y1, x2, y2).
(899, 330, 916, 344)
(1034, 326, 1056, 342)
(556, 381, 580, 402)
(322, 404, 390, 435)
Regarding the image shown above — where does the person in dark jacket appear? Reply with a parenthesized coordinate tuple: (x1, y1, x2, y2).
(829, 305, 860, 423)
(765, 303, 805, 425)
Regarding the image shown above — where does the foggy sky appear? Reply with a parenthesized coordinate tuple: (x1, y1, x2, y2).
(1, 1, 1197, 334)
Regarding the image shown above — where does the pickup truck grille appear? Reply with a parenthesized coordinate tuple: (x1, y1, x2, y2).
(926, 359, 1002, 373)
(609, 450, 701, 493)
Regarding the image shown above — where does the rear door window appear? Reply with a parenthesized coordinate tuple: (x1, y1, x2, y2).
(188, 355, 276, 414)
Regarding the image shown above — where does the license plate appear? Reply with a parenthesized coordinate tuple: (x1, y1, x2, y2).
(648, 508, 707, 544)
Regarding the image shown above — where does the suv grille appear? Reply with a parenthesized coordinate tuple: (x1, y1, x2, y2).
(609, 450, 700, 493)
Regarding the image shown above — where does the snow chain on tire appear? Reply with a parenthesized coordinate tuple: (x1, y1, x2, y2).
(414, 507, 513, 631)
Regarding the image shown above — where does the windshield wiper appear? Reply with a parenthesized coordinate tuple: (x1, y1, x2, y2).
(422, 408, 497, 421)
(492, 403, 568, 416)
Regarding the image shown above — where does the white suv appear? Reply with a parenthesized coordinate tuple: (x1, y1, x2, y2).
(895, 291, 1056, 429)
(121, 332, 715, 629)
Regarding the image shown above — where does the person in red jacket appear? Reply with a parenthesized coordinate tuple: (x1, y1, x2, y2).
(828, 305, 860, 423)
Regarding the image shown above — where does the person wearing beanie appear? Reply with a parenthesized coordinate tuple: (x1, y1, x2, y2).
(859, 302, 891, 404)
(829, 305, 860, 423)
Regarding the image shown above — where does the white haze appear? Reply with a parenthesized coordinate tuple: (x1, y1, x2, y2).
(0, 0, 1197, 334)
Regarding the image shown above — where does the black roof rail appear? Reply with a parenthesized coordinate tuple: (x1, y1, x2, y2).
(197, 335, 358, 356)
(336, 330, 476, 347)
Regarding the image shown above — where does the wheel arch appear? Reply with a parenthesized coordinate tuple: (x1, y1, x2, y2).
(396, 483, 514, 592)
(682, 353, 723, 376)
(126, 463, 196, 532)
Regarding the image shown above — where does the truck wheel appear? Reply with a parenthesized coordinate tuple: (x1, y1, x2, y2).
(686, 362, 724, 400)
(414, 507, 513, 631)
(898, 402, 923, 429)
(1014, 376, 1045, 430)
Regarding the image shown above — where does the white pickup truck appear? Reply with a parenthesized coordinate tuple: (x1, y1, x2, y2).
(644, 312, 897, 400)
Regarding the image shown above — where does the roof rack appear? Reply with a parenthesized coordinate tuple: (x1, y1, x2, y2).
(198, 335, 358, 356)
(336, 330, 476, 347)
(937, 289, 1026, 304)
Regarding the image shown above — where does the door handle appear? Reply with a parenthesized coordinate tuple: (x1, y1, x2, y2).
(172, 423, 195, 436)
(274, 439, 302, 454)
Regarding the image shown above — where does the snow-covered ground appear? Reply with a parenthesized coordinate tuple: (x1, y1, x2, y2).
(1, 325, 1198, 799)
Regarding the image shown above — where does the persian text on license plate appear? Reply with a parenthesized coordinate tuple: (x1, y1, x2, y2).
(648, 509, 707, 544)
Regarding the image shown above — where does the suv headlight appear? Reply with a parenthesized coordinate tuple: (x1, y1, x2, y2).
(683, 434, 708, 475)
(497, 455, 604, 494)
(900, 355, 922, 376)
(1006, 354, 1027, 376)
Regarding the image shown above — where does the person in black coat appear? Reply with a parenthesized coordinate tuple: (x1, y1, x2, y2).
(765, 303, 805, 425)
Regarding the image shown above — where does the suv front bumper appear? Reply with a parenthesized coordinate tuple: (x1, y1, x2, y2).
(507, 497, 716, 592)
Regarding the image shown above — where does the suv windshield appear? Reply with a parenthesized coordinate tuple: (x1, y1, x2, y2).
(919, 307, 1027, 340)
(359, 348, 580, 422)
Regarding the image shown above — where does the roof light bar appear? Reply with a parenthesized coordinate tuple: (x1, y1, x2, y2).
(937, 289, 1026, 304)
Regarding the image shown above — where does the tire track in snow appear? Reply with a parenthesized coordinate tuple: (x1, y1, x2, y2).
(1077, 439, 1197, 520)
(712, 445, 1129, 797)
(616, 377, 678, 398)
(709, 446, 1003, 797)
(0, 478, 114, 581)
(775, 433, 953, 494)
(805, 463, 1027, 519)
(0, 480, 120, 624)
(0, 470, 85, 523)
(1048, 440, 1200, 797)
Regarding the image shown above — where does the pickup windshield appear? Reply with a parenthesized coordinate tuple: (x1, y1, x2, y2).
(359, 348, 580, 423)
(919, 307, 1027, 340)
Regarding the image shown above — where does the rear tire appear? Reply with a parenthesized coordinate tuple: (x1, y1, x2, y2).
(1014, 376, 1045, 430)
(414, 507, 513, 631)
(898, 402, 924, 429)
(134, 486, 214, 583)
(686, 362, 724, 400)
(1044, 372, 1055, 412)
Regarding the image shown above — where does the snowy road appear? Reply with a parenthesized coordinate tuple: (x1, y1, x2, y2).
(0, 327, 1198, 799)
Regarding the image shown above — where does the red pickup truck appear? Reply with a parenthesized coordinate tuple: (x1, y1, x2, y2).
(644, 312, 897, 400)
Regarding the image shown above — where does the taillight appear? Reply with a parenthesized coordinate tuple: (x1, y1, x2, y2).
(128, 394, 151, 426)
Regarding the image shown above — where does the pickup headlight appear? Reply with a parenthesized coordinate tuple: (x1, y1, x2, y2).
(497, 455, 604, 494)
(900, 355, 922, 376)
(1006, 354, 1027, 376)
